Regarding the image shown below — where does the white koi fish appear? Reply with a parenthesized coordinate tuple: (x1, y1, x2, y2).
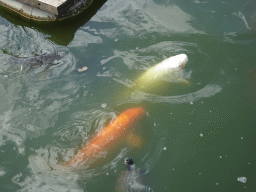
(134, 54, 190, 94)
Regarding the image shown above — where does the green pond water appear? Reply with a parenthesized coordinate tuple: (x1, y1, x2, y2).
(0, 0, 255, 191)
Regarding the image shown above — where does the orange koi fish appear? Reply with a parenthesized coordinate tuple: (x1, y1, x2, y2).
(65, 107, 145, 167)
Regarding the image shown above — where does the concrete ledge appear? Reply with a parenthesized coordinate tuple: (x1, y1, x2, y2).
(0, 0, 56, 21)
(0, 0, 94, 21)
(17, 0, 66, 15)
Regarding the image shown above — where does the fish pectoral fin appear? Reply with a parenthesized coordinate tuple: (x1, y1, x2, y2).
(131, 181, 146, 190)
(126, 134, 142, 147)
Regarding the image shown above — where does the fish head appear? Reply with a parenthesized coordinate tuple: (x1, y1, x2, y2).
(125, 157, 134, 166)
(166, 53, 188, 69)
(125, 157, 135, 171)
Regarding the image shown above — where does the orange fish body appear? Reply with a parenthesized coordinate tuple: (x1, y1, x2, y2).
(65, 107, 145, 167)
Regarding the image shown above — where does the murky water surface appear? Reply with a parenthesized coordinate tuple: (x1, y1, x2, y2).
(0, 0, 255, 191)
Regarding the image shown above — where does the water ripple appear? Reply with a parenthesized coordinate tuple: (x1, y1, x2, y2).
(127, 84, 222, 104)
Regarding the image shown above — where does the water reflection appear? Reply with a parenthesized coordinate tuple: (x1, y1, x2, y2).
(91, 0, 203, 35)
(173, 0, 256, 34)
(128, 84, 222, 104)
(0, 19, 77, 175)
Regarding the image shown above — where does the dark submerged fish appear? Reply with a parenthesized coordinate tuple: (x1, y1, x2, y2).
(17, 52, 64, 72)
(2, 51, 64, 73)
(115, 157, 151, 192)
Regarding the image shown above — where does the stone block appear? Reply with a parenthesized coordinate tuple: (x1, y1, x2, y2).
(16, 0, 74, 15)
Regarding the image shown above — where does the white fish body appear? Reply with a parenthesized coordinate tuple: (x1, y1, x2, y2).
(152, 53, 188, 72)
(136, 54, 189, 87)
